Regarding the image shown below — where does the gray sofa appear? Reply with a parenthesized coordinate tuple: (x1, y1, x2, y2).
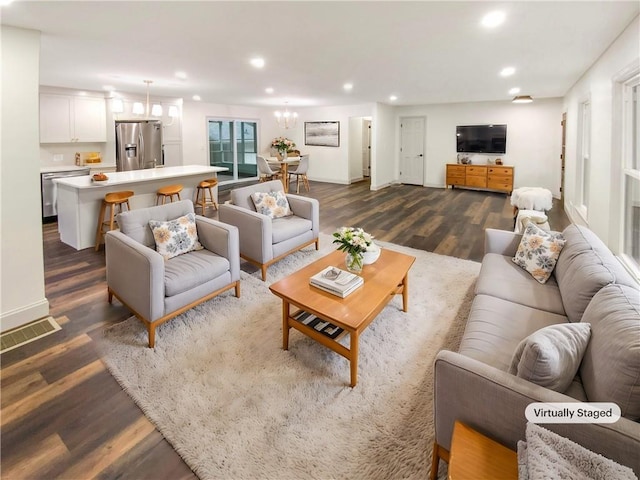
(105, 200, 240, 348)
(431, 224, 640, 478)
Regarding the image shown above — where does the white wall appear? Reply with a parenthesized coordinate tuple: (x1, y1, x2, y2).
(348, 117, 364, 182)
(292, 104, 374, 184)
(395, 98, 563, 194)
(562, 15, 639, 246)
(372, 102, 397, 190)
(182, 101, 374, 185)
(1, 26, 49, 331)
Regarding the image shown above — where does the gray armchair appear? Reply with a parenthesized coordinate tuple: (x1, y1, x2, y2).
(218, 180, 319, 281)
(105, 200, 240, 347)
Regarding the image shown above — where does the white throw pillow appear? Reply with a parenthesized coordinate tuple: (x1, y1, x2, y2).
(251, 190, 293, 219)
(149, 213, 203, 260)
(509, 323, 591, 393)
(512, 222, 566, 284)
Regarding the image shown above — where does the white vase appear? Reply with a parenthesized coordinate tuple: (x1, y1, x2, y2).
(363, 243, 381, 265)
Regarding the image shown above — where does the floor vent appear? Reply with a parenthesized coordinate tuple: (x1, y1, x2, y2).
(1, 317, 61, 354)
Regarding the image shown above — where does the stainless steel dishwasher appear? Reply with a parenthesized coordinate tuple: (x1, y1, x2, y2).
(41, 168, 90, 222)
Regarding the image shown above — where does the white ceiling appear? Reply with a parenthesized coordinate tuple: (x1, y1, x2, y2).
(2, 1, 638, 107)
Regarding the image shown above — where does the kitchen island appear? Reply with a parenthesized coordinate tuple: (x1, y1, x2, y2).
(55, 165, 228, 250)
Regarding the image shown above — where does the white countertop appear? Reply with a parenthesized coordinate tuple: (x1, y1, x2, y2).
(40, 165, 92, 173)
(54, 165, 228, 189)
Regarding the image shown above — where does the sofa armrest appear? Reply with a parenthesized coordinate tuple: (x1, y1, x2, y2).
(287, 194, 320, 237)
(484, 228, 522, 256)
(196, 216, 240, 282)
(434, 350, 640, 473)
(105, 230, 165, 321)
(218, 203, 273, 263)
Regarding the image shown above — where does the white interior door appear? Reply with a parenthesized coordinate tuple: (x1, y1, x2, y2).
(400, 117, 425, 185)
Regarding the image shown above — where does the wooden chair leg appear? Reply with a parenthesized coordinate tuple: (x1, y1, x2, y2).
(261, 265, 268, 281)
(148, 323, 156, 348)
(108, 204, 117, 232)
(208, 186, 218, 209)
(234, 281, 241, 297)
(429, 442, 440, 480)
(107, 288, 113, 303)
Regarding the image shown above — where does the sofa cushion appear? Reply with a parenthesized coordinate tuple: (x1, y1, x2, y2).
(117, 200, 195, 248)
(251, 190, 293, 219)
(149, 213, 203, 260)
(476, 253, 565, 316)
(164, 249, 230, 297)
(512, 222, 565, 284)
(458, 294, 569, 372)
(229, 180, 283, 211)
(509, 323, 591, 393)
(579, 284, 640, 420)
(555, 224, 637, 322)
(272, 216, 313, 244)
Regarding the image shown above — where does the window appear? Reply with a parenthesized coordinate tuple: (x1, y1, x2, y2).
(578, 101, 591, 217)
(621, 76, 640, 274)
(208, 119, 258, 183)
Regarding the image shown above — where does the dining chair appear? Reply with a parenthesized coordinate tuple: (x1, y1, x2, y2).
(257, 156, 281, 182)
(288, 154, 310, 193)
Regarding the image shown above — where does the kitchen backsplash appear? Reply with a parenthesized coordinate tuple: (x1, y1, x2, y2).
(40, 143, 114, 168)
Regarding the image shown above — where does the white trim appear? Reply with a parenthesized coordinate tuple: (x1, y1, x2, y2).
(0, 299, 50, 333)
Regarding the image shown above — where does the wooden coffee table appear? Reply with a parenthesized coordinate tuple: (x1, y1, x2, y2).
(269, 248, 415, 387)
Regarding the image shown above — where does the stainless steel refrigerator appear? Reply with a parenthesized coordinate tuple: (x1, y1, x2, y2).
(115, 120, 163, 171)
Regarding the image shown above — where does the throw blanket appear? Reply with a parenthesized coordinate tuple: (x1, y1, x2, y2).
(510, 187, 553, 211)
(517, 423, 637, 480)
(514, 210, 549, 234)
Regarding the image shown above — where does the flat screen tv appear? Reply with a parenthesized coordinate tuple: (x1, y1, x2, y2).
(456, 124, 507, 154)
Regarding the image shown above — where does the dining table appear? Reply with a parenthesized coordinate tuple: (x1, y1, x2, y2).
(266, 156, 301, 193)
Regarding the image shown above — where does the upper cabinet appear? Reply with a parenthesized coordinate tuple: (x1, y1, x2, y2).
(40, 94, 107, 143)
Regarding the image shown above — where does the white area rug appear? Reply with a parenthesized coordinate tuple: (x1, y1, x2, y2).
(100, 237, 480, 479)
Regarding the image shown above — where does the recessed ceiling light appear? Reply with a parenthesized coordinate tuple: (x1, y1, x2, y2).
(500, 67, 516, 77)
(343, 83, 353, 91)
(0, 0, 15, 6)
(265, 87, 274, 94)
(175, 71, 187, 80)
(250, 57, 265, 69)
(509, 87, 521, 95)
(389, 95, 398, 102)
(481, 11, 505, 28)
(192, 95, 201, 101)
(102, 85, 116, 91)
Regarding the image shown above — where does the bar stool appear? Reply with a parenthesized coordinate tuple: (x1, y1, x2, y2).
(194, 178, 219, 214)
(156, 184, 183, 205)
(95, 191, 134, 251)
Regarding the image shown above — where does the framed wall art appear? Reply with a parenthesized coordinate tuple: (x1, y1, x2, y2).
(304, 121, 340, 147)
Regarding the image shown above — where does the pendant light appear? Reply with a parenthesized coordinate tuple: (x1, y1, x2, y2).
(275, 101, 298, 129)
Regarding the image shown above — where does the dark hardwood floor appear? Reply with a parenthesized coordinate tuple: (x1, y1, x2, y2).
(0, 180, 570, 479)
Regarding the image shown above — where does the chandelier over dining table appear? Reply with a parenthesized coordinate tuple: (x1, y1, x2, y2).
(275, 102, 298, 129)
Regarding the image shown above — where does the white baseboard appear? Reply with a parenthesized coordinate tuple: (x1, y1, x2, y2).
(1, 298, 50, 333)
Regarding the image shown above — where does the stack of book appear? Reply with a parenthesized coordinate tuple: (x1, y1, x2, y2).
(309, 266, 364, 298)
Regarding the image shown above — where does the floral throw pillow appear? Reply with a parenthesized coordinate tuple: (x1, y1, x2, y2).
(149, 213, 203, 260)
(251, 191, 293, 219)
(512, 221, 566, 284)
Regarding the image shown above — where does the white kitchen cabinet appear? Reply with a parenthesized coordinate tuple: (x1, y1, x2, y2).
(162, 143, 183, 167)
(40, 94, 107, 143)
